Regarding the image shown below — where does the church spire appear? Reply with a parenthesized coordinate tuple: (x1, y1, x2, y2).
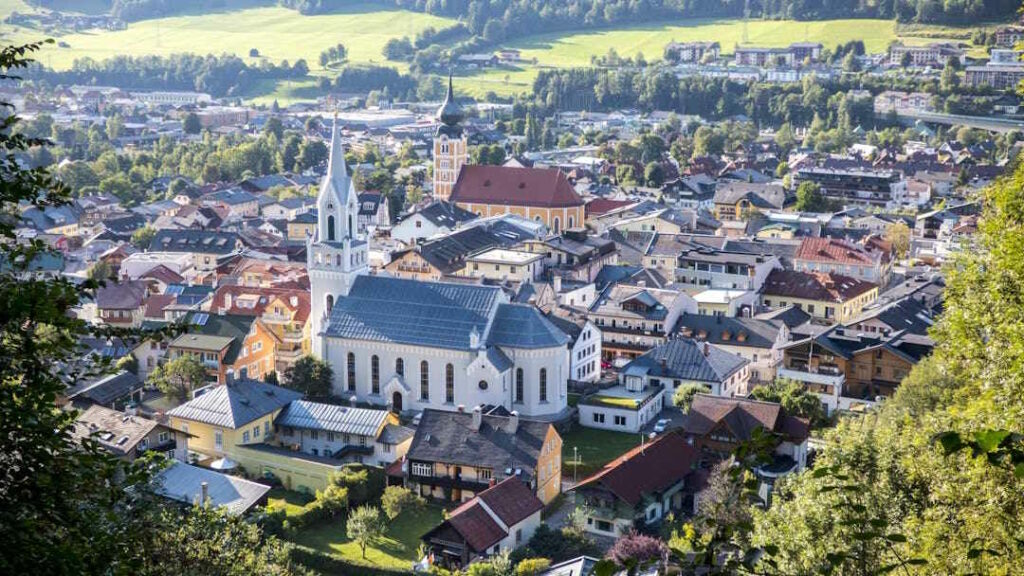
(436, 71, 463, 134)
(326, 112, 348, 182)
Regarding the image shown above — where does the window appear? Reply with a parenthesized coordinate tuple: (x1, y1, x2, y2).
(310, 430, 319, 440)
(515, 368, 524, 403)
(327, 215, 336, 241)
(478, 380, 488, 390)
(395, 357, 404, 377)
(327, 432, 335, 442)
(265, 421, 270, 437)
(516, 528, 523, 545)
(253, 425, 260, 438)
(382, 443, 392, 453)
(420, 360, 429, 399)
(326, 294, 334, 314)
(158, 431, 169, 443)
(242, 431, 250, 443)
(445, 363, 454, 403)
(614, 415, 627, 426)
(411, 462, 432, 476)
(371, 355, 380, 394)
(593, 413, 605, 424)
(478, 468, 492, 481)
(347, 352, 356, 392)
(214, 430, 223, 450)
(539, 368, 547, 402)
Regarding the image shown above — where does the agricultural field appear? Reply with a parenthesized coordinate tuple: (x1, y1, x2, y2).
(1, 2, 455, 72)
(452, 17, 1000, 98)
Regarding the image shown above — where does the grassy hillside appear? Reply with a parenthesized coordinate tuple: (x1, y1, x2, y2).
(2, 3, 455, 72)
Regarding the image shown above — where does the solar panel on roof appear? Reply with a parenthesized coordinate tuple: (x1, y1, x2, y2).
(192, 313, 209, 326)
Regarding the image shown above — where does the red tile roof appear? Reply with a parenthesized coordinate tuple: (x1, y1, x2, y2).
(683, 394, 809, 443)
(447, 502, 507, 553)
(586, 198, 635, 216)
(476, 477, 543, 527)
(762, 269, 876, 303)
(572, 433, 698, 507)
(209, 285, 310, 322)
(443, 477, 542, 553)
(795, 237, 876, 266)
(451, 165, 584, 208)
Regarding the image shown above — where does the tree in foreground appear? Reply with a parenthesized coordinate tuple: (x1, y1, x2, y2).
(147, 354, 206, 402)
(346, 505, 385, 558)
(0, 41, 303, 575)
(282, 354, 333, 400)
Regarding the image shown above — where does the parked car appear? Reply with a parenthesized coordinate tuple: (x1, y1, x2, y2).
(653, 419, 671, 433)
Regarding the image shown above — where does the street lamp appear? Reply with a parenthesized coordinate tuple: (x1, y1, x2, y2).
(573, 446, 578, 483)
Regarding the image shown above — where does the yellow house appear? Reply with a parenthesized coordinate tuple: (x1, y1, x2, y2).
(761, 269, 878, 324)
(166, 379, 302, 475)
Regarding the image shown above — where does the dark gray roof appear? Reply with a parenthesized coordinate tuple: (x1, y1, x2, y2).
(150, 230, 240, 255)
(487, 347, 513, 372)
(166, 379, 302, 429)
(379, 423, 415, 444)
(754, 305, 812, 329)
(846, 297, 934, 336)
(407, 409, 552, 476)
(67, 371, 143, 407)
(325, 275, 501, 351)
(275, 400, 389, 436)
(95, 280, 147, 309)
(487, 304, 568, 349)
(625, 339, 748, 384)
(416, 201, 477, 228)
(674, 313, 783, 349)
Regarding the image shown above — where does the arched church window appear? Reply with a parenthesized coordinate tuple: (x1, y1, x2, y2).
(395, 358, 404, 377)
(568, 216, 574, 228)
(371, 355, 380, 394)
(326, 294, 334, 313)
(553, 217, 560, 234)
(327, 215, 336, 241)
(445, 364, 454, 403)
(420, 361, 429, 400)
(539, 368, 548, 402)
(348, 215, 354, 237)
(346, 352, 355, 392)
(515, 368, 524, 403)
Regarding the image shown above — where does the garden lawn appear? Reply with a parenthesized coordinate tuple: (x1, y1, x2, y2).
(561, 426, 642, 480)
(288, 504, 444, 569)
(266, 488, 314, 517)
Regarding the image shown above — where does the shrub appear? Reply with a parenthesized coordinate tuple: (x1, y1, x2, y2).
(607, 531, 668, 568)
(381, 485, 425, 520)
(514, 558, 551, 576)
(330, 464, 385, 506)
(510, 524, 601, 565)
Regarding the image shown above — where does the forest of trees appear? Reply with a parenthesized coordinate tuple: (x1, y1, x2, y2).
(25, 53, 308, 97)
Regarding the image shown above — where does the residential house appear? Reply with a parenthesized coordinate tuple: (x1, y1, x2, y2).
(287, 211, 318, 240)
(795, 168, 906, 209)
(792, 237, 892, 287)
(66, 370, 145, 410)
(674, 313, 790, 384)
(166, 378, 302, 471)
(357, 192, 391, 230)
(149, 230, 242, 272)
(778, 326, 933, 414)
(572, 432, 699, 537)
(272, 400, 412, 467)
(520, 230, 618, 283)
(619, 338, 750, 399)
(458, 248, 545, 282)
(674, 243, 781, 293)
(587, 284, 697, 361)
(262, 197, 315, 220)
(200, 188, 260, 219)
(712, 182, 786, 221)
(207, 285, 312, 374)
(422, 477, 542, 570)
(70, 405, 185, 462)
(681, 394, 809, 504)
(547, 315, 603, 383)
(391, 201, 478, 244)
(154, 461, 270, 516)
(761, 269, 878, 324)
(844, 296, 935, 337)
(166, 312, 261, 385)
(397, 408, 562, 505)
(889, 42, 964, 67)
(95, 280, 148, 328)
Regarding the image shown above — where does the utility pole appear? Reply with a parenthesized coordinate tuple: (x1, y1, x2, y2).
(573, 446, 578, 483)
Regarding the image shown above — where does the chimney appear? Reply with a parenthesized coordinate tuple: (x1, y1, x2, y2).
(225, 369, 235, 384)
(637, 280, 646, 288)
(553, 275, 562, 293)
(471, 405, 482, 430)
(457, 404, 465, 413)
(224, 292, 232, 310)
(703, 342, 710, 357)
(200, 481, 209, 506)
(290, 296, 299, 307)
(506, 410, 519, 434)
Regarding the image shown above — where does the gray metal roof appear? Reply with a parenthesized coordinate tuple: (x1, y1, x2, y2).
(325, 275, 502, 350)
(487, 304, 569, 349)
(275, 400, 389, 436)
(154, 461, 269, 516)
(625, 339, 749, 384)
(166, 379, 302, 429)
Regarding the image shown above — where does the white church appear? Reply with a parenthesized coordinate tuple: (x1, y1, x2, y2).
(308, 121, 571, 419)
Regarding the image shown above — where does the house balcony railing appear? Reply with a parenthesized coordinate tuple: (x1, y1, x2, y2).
(777, 366, 845, 388)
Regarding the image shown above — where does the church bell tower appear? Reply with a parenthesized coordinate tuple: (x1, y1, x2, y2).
(432, 74, 467, 201)
(308, 117, 368, 355)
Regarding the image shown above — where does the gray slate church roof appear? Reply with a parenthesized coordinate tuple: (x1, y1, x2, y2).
(324, 276, 567, 351)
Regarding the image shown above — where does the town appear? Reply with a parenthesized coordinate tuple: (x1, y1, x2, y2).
(1, 1, 1023, 575)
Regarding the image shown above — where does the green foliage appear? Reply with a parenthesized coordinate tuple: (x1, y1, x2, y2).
(330, 464, 385, 508)
(514, 558, 551, 576)
(381, 485, 425, 520)
(0, 40, 299, 575)
(86, 260, 114, 281)
(282, 355, 333, 400)
(510, 524, 602, 565)
(793, 181, 831, 212)
(672, 383, 710, 410)
(346, 505, 385, 559)
(748, 379, 829, 429)
(115, 354, 139, 375)
(884, 221, 911, 260)
(147, 354, 206, 403)
(131, 225, 157, 250)
(184, 112, 201, 136)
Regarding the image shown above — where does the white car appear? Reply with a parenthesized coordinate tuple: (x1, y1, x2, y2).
(653, 419, 671, 433)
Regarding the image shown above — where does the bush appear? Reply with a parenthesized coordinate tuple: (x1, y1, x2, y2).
(515, 558, 551, 576)
(330, 464, 385, 507)
(510, 525, 602, 565)
(381, 485, 425, 520)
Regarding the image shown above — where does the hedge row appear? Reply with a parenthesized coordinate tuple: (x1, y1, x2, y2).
(286, 543, 414, 576)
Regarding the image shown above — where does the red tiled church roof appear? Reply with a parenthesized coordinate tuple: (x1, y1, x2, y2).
(451, 165, 584, 208)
